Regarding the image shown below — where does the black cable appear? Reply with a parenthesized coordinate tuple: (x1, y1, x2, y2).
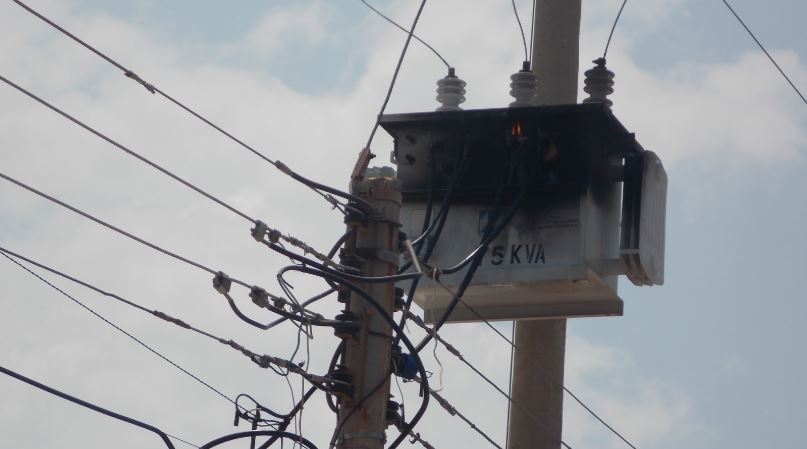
(284, 266, 430, 449)
(423, 385, 502, 449)
(10, 0, 374, 216)
(365, 0, 429, 152)
(360, 0, 451, 69)
(511, 0, 529, 62)
(602, 0, 627, 58)
(199, 431, 318, 449)
(0, 249, 239, 410)
(720, 0, 807, 105)
(0, 364, 178, 449)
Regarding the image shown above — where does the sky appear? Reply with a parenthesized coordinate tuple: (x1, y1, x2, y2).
(0, 0, 806, 448)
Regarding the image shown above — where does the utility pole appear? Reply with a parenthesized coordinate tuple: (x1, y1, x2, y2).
(335, 167, 401, 449)
(506, 1, 581, 449)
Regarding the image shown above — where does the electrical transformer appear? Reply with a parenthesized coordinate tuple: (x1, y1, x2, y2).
(380, 103, 666, 323)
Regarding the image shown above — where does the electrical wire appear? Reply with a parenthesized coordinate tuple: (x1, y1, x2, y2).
(360, 0, 450, 69)
(511, 0, 530, 62)
(364, 0, 429, 152)
(414, 378, 503, 449)
(0, 248, 238, 410)
(199, 431, 319, 449)
(0, 364, 180, 449)
(431, 279, 636, 449)
(720, 0, 807, 106)
(602, 0, 627, 58)
(9, 0, 374, 216)
(529, 0, 537, 61)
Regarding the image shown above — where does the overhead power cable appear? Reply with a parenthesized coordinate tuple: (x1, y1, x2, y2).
(413, 377, 502, 449)
(9, 0, 373, 215)
(602, 0, 628, 58)
(511, 0, 530, 62)
(364, 0, 429, 152)
(360, 0, 450, 69)
(720, 0, 807, 106)
(0, 247, 345, 392)
(0, 363, 181, 449)
(0, 249, 238, 410)
(406, 310, 570, 449)
(431, 278, 636, 449)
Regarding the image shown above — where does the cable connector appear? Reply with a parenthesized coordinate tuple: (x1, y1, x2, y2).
(251, 220, 280, 243)
(250, 286, 270, 309)
(123, 70, 156, 94)
(213, 271, 232, 294)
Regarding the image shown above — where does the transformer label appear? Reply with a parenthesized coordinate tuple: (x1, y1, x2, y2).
(490, 243, 546, 265)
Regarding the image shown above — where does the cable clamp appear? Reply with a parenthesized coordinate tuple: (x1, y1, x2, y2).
(274, 161, 293, 176)
(213, 271, 232, 294)
(123, 70, 156, 94)
(250, 286, 270, 308)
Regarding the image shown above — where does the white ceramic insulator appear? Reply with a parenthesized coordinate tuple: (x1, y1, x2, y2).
(509, 70, 539, 107)
(435, 74, 466, 111)
(582, 58, 615, 107)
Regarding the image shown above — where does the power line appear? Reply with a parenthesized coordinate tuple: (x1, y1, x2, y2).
(360, 0, 450, 69)
(720, 0, 807, 106)
(430, 279, 637, 449)
(0, 73, 340, 268)
(9, 0, 371, 214)
(1, 248, 234, 409)
(364, 0, 429, 152)
(406, 310, 570, 449)
(511, 0, 529, 62)
(602, 0, 628, 58)
(0, 363, 182, 449)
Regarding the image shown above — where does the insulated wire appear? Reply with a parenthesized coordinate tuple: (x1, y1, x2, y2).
(529, 0, 537, 62)
(0, 364, 180, 449)
(511, 0, 529, 62)
(720, 0, 807, 105)
(364, 0, 429, 151)
(9, 0, 368, 213)
(602, 0, 628, 58)
(360, 0, 451, 68)
(431, 279, 636, 449)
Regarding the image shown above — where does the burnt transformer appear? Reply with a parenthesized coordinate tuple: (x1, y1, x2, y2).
(380, 103, 666, 323)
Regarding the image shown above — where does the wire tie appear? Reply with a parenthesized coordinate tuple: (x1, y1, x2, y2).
(213, 271, 232, 294)
(123, 70, 155, 94)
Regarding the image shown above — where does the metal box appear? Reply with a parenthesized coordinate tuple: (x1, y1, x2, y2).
(380, 103, 666, 323)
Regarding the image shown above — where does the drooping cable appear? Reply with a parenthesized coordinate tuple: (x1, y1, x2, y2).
(720, 0, 807, 105)
(602, 0, 627, 58)
(511, 0, 529, 63)
(360, 0, 450, 69)
(199, 431, 318, 449)
(364, 0, 429, 152)
(9, 0, 373, 215)
(0, 364, 179, 449)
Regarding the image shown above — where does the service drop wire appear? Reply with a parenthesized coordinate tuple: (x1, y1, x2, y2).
(10, 0, 374, 217)
(284, 266, 430, 449)
(199, 431, 318, 449)
(0, 364, 178, 449)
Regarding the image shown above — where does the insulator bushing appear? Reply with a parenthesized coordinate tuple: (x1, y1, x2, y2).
(435, 68, 466, 112)
(386, 399, 401, 426)
(509, 61, 539, 107)
(582, 58, 615, 107)
(329, 364, 354, 398)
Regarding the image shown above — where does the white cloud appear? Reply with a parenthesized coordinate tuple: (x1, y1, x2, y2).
(0, 0, 802, 447)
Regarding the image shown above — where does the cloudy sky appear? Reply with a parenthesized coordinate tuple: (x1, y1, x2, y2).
(1, 0, 805, 448)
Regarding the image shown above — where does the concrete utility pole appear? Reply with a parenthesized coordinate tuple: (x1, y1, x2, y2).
(336, 170, 401, 449)
(506, 1, 581, 449)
